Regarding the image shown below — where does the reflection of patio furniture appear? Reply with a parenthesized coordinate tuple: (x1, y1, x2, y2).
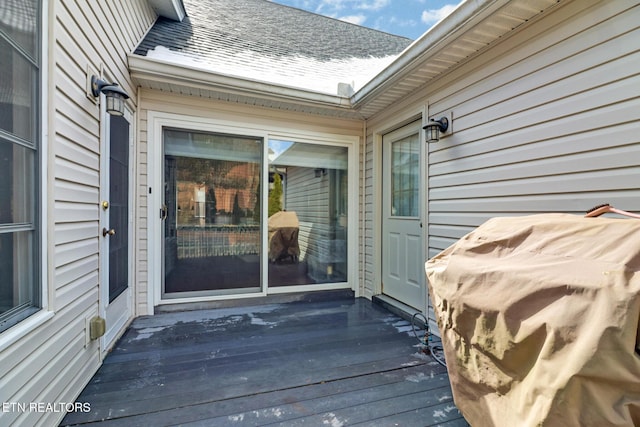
(268, 211, 300, 263)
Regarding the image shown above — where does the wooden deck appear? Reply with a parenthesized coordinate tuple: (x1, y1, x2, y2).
(61, 296, 468, 426)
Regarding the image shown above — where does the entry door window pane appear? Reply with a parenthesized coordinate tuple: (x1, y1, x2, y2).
(164, 129, 262, 296)
(268, 140, 348, 286)
(391, 134, 419, 217)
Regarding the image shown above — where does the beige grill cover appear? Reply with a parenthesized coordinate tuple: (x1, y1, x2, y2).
(268, 211, 300, 262)
(425, 214, 640, 427)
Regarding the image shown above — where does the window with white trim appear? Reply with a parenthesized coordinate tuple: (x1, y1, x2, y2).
(0, 0, 41, 332)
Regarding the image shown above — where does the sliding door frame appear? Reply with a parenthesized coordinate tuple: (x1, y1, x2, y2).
(146, 111, 359, 312)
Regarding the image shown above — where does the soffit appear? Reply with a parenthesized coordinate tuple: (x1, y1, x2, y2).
(352, 0, 563, 119)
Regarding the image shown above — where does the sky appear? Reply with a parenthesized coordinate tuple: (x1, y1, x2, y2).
(268, 0, 463, 40)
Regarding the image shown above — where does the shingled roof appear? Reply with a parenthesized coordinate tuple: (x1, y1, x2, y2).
(134, 0, 412, 96)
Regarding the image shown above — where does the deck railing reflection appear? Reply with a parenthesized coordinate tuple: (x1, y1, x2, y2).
(177, 225, 260, 258)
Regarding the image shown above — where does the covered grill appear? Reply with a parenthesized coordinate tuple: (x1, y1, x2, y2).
(425, 213, 640, 427)
(268, 211, 300, 263)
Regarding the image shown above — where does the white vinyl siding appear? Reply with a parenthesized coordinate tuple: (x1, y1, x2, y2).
(364, 0, 640, 330)
(0, 1, 156, 426)
(427, 0, 639, 255)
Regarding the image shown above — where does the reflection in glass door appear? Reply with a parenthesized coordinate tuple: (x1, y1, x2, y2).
(268, 140, 349, 287)
(163, 129, 262, 297)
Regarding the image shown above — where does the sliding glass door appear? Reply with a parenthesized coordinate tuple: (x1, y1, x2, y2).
(160, 127, 350, 298)
(163, 129, 262, 297)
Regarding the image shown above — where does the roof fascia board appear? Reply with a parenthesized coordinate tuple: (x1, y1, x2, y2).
(147, 0, 186, 21)
(351, 0, 509, 107)
(128, 54, 353, 110)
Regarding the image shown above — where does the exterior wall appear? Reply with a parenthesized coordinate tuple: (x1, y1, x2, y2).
(0, 1, 157, 426)
(136, 90, 362, 313)
(364, 0, 640, 324)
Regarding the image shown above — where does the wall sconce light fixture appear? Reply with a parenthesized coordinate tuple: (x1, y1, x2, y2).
(314, 168, 327, 178)
(90, 75, 130, 116)
(423, 117, 449, 143)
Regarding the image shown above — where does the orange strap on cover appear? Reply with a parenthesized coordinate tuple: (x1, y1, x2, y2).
(585, 203, 640, 219)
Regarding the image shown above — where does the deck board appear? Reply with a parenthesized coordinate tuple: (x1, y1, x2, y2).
(61, 297, 468, 426)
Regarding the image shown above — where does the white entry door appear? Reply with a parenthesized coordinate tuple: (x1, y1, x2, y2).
(382, 121, 425, 311)
(99, 107, 133, 350)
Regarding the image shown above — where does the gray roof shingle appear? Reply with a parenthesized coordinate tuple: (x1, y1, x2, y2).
(134, 0, 413, 95)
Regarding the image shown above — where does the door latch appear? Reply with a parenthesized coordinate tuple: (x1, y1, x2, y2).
(160, 204, 168, 220)
(102, 228, 116, 237)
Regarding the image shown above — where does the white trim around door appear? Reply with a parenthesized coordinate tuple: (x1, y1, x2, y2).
(99, 104, 135, 352)
(146, 111, 359, 313)
(370, 110, 428, 315)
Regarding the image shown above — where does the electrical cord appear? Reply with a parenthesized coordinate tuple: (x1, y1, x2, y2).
(411, 312, 447, 367)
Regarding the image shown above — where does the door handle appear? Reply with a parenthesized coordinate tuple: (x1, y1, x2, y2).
(102, 227, 116, 237)
(160, 204, 168, 220)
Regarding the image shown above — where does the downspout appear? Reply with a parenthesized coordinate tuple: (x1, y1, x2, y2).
(360, 119, 366, 298)
(422, 103, 429, 317)
(136, 86, 155, 317)
(135, 86, 142, 317)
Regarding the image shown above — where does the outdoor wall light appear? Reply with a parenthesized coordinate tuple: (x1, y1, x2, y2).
(423, 117, 449, 143)
(90, 75, 130, 116)
(314, 168, 327, 178)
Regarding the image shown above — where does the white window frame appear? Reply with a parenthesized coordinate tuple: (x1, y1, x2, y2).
(0, 0, 52, 350)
